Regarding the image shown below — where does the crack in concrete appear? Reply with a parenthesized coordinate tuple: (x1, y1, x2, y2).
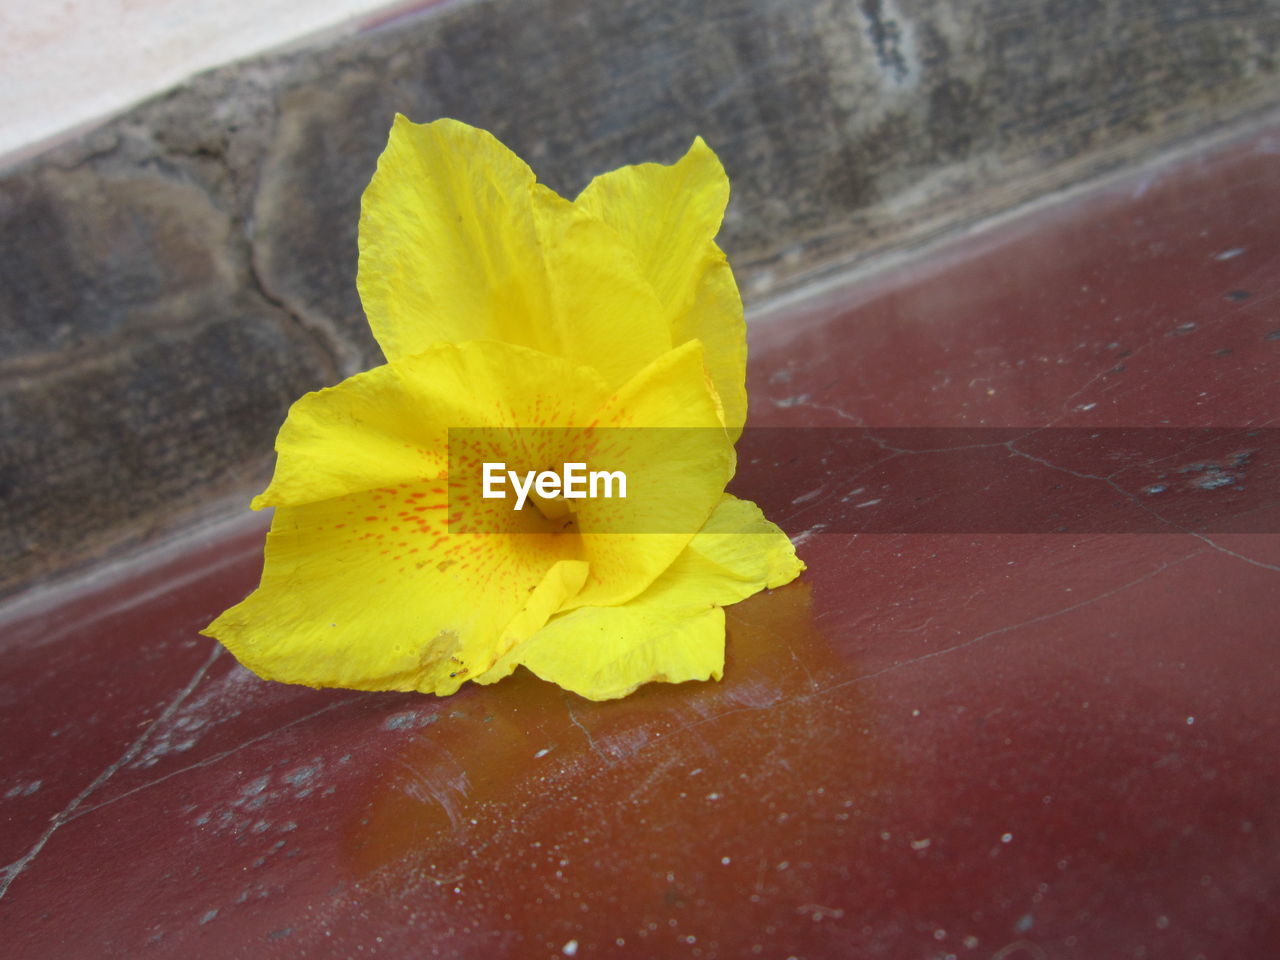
(65, 693, 369, 825)
(0, 642, 223, 901)
(246, 249, 348, 383)
(1004, 435, 1280, 572)
(779, 420, 1278, 565)
(564, 695, 608, 765)
(235, 99, 362, 384)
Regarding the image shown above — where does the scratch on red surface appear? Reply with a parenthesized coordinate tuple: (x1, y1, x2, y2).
(0, 643, 224, 901)
(65, 695, 371, 826)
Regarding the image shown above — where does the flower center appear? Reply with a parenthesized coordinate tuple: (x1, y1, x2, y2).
(529, 487, 576, 525)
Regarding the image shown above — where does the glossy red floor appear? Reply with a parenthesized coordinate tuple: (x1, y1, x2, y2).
(3, 124, 1279, 959)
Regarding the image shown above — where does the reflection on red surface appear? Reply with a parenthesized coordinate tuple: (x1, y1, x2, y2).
(346, 580, 890, 955)
(2, 124, 1279, 957)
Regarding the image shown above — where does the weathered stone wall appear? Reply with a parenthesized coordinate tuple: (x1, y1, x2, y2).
(3, 0, 1279, 594)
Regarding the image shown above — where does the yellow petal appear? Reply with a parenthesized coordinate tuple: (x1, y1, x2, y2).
(495, 604, 726, 701)
(358, 116, 670, 388)
(204, 485, 588, 695)
(576, 137, 727, 316)
(530, 184, 673, 388)
(494, 494, 804, 700)
(576, 138, 747, 435)
(357, 116, 553, 362)
(567, 339, 736, 609)
(677, 250, 746, 439)
(499, 558, 590, 655)
(475, 558, 590, 685)
(254, 340, 609, 510)
(671, 492, 808, 597)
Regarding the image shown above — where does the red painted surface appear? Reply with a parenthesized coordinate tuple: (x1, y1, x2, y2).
(2, 126, 1279, 958)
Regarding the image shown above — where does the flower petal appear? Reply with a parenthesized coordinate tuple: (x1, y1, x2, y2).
(676, 250, 747, 439)
(486, 604, 727, 702)
(473, 558, 590, 686)
(567, 339, 736, 609)
(204, 485, 588, 694)
(358, 116, 670, 387)
(531, 185, 673, 388)
(254, 340, 609, 510)
(357, 116, 552, 363)
(575, 138, 747, 435)
(487, 494, 804, 700)
(668, 493, 808, 599)
(576, 137, 727, 316)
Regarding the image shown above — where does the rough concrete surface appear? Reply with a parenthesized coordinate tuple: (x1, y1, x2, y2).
(2, 0, 1279, 594)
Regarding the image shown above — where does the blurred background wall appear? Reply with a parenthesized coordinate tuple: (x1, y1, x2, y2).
(3, 0, 1279, 595)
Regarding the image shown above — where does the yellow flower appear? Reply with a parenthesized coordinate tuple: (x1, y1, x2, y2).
(202, 116, 804, 701)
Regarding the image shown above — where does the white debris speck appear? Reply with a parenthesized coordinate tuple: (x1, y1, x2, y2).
(562, 940, 579, 956)
(855, 498, 882, 509)
(1001, 833, 1014, 843)
(910, 838, 932, 850)
(283, 764, 318, 787)
(774, 394, 811, 408)
(721, 856, 732, 865)
(383, 711, 436, 731)
(1186, 717, 1195, 725)
(1077, 402, 1097, 411)
(534, 748, 552, 758)
(791, 487, 824, 505)
(1213, 247, 1245, 260)
(3, 780, 42, 799)
(790, 523, 827, 546)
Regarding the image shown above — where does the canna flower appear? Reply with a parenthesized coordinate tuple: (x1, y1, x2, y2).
(203, 117, 803, 701)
